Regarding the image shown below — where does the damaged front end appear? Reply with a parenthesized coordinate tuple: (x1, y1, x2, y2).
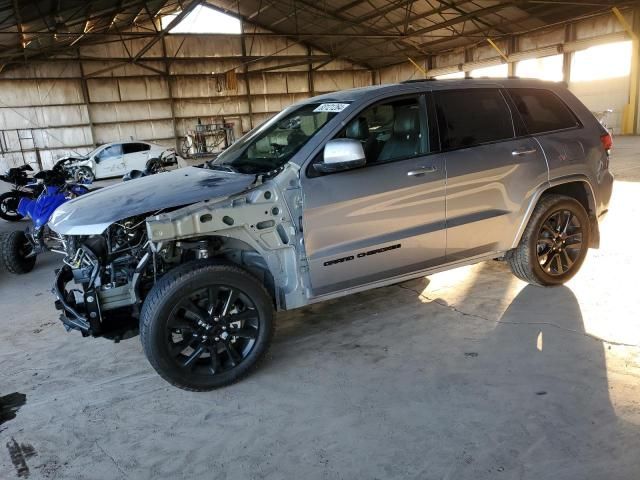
(51, 163, 310, 342)
(53, 215, 158, 340)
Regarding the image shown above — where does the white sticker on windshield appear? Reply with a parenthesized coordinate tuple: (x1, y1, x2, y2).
(313, 103, 350, 113)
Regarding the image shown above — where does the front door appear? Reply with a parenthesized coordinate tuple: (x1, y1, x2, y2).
(94, 144, 125, 178)
(301, 94, 446, 296)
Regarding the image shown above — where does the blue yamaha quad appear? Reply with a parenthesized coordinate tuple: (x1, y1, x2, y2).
(1, 168, 91, 274)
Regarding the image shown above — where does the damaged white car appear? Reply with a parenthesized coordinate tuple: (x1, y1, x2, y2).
(61, 141, 183, 182)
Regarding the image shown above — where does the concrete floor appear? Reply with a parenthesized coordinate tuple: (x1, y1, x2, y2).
(1, 138, 640, 479)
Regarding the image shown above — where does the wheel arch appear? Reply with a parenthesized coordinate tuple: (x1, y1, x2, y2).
(161, 233, 291, 311)
(208, 235, 279, 308)
(512, 176, 599, 249)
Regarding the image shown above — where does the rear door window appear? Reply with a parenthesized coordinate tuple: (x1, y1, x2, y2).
(434, 88, 515, 150)
(123, 143, 149, 154)
(508, 88, 580, 134)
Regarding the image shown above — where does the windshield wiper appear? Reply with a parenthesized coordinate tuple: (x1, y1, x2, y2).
(206, 163, 238, 173)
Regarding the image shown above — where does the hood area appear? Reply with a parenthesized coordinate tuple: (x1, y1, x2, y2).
(49, 167, 256, 235)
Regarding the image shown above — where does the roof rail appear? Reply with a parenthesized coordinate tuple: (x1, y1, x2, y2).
(400, 79, 437, 83)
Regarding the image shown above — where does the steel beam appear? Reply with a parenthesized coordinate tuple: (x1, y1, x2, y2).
(132, 0, 201, 62)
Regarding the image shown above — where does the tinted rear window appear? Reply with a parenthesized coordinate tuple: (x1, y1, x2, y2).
(434, 88, 514, 150)
(508, 88, 579, 134)
(123, 143, 150, 154)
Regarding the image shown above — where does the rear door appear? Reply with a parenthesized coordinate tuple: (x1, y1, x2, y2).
(301, 94, 447, 296)
(434, 87, 548, 261)
(123, 142, 151, 171)
(506, 88, 585, 180)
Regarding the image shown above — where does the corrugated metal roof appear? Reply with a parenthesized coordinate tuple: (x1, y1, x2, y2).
(0, 0, 635, 71)
(206, 0, 636, 68)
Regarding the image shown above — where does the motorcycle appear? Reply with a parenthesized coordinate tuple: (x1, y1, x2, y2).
(0, 164, 44, 222)
(1, 168, 92, 274)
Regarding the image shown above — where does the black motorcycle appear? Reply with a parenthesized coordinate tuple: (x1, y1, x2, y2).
(0, 165, 44, 222)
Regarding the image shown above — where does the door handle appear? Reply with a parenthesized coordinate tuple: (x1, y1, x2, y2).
(407, 166, 437, 177)
(512, 148, 537, 156)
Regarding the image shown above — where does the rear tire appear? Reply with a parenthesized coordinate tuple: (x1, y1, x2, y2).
(140, 261, 275, 391)
(145, 158, 162, 174)
(0, 192, 25, 221)
(1, 230, 37, 274)
(506, 194, 590, 286)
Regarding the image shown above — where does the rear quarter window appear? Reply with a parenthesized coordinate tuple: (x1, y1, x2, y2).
(434, 88, 515, 150)
(508, 88, 580, 134)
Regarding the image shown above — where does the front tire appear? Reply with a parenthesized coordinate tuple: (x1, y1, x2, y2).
(74, 166, 95, 184)
(140, 261, 275, 391)
(1, 230, 37, 274)
(0, 192, 25, 221)
(506, 194, 590, 286)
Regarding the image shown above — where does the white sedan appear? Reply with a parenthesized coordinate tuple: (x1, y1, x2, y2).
(64, 141, 184, 182)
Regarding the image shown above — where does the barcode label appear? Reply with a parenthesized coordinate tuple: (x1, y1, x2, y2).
(313, 103, 350, 113)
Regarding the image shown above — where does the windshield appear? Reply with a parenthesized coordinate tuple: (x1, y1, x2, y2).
(212, 102, 348, 174)
(85, 145, 105, 159)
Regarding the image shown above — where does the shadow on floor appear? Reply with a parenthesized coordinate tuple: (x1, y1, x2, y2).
(268, 264, 640, 479)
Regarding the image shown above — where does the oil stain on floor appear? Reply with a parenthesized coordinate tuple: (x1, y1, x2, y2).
(6, 438, 37, 478)
(0, 392, 26, 428)
(1, 393, 35, 477)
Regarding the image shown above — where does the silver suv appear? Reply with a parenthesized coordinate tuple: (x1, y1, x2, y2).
(50, 79, 613, 390)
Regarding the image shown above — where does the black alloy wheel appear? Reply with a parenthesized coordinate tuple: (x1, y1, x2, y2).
(506, 194, 590, 286)
(140, 261, 274, 391)
(166, 285, 260, 375)
(536, 208, 584, 276)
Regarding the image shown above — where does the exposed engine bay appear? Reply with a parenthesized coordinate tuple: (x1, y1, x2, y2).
(55, 213, 162, 339)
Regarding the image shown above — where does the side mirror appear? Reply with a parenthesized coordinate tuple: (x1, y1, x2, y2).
(313, 138, 366, 174)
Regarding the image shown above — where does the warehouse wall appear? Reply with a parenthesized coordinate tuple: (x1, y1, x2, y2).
(0, 24, 371, 171)
(378, 10, 639, 136)
(2, 9, 637, 172)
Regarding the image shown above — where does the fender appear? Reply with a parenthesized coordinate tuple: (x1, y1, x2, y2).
(145, 164, 309, 310)
(511, 174, 598, 249)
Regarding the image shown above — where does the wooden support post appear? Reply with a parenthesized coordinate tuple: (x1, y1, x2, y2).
(613, 7, 639, 134)
(633, 8, 640, 134)
(464, 48, 472, 78)
(240, 22, 254, 132)
(161, 36, 180, 152)
(507, 37, 517, 77)
(562, 24, 574, 85)
(307, 46, 314, 96)
(78, 60, 97, 147)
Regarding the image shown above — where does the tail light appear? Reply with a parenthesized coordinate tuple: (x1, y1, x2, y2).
(600, 133, 613, 151)
(600, 133, 612, 170)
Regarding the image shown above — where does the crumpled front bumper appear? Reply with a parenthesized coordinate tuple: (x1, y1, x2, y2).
(53, 266, 92, 335)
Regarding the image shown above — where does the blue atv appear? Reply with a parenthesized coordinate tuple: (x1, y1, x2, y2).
(1, 168, 91, 274)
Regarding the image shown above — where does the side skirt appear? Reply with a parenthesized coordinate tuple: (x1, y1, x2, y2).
(303, 250, 507, 306)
